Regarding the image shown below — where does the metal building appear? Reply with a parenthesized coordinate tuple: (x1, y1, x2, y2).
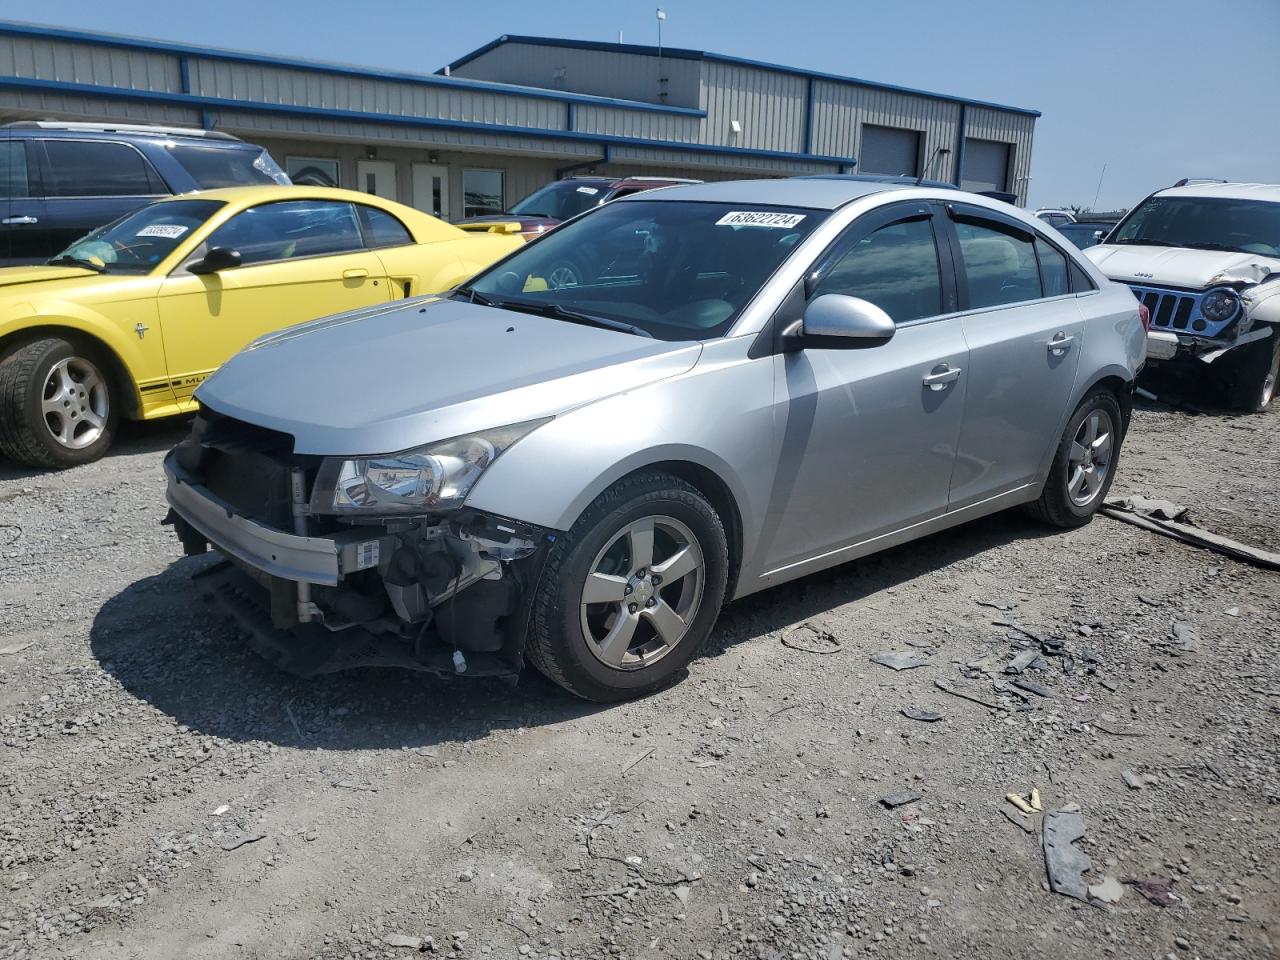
(0, 22, 1039, 219)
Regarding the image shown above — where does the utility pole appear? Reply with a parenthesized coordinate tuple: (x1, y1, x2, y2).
(656, 8, 667, 102)
(1092, 162, 1108, 213)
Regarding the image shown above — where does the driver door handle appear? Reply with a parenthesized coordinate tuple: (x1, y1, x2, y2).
(2, 215, 37, 225)
(342, 267, 369, 279)
(1048, 332, 1075, 355)
(923, 364, 962, 391)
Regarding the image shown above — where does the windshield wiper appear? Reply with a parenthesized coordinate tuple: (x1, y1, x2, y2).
(45, 254, 105, 273)
(1181, 241, 1249, 254)
(485, 297, 654, 339)
(452, 286, 496, 306)
(1111, 238, 1180, 247)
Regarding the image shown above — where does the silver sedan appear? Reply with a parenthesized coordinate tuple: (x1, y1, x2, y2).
(163, 178, 1145, 701)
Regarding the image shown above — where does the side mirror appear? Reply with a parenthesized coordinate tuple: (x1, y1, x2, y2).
(784, 294, 896, 351)
(188, 246, 242, 275)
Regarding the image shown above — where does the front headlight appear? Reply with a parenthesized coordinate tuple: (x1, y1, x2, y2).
(1200, 288, 1241, 323)
(311, 419, 548, 515)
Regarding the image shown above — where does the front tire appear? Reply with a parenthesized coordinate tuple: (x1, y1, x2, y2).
(525, 472, 729, 702)
(0, 337, 118, 468)
(1030, 388, 1123, 529)
(1222, 334, 1280, 413)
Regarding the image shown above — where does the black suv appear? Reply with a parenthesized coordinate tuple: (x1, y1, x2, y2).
(0, 122, 289, 264)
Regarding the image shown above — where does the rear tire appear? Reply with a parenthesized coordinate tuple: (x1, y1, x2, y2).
(0, 337, 118, 468)
(1029, 389, 1124, 529)
(525, 472, 729, 702)
(1222, 334, 1280, 413)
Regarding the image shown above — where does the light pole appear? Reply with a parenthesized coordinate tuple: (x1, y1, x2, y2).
(656, 8, 667, 102)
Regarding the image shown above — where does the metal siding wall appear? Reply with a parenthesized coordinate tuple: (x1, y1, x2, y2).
(450, 43, 701, 108)
(965, 106, 1035, 205)
(699, 61, 805, 153)
(810, 80, 961, 179)
(0, 35, 180, 92)
(0, 89, 197, 126)
(571, 104, 699, 143)
(186, 58, 566, 130)
(607, 144, 835, 178)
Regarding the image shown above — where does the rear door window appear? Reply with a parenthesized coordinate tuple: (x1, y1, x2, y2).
(813, 216, 944, 324)
(953, 219, 1042, 308)
(165, 143, 285, 188)
(1036, 239, 1070, 297)
(0, 141, 30, 198)
(357, 205, 413, 248)
(43, 140, 166, 197)
(205, 200, 363, 265)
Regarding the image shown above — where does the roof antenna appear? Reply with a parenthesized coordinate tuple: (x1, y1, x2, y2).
(917, 146, 950, 186)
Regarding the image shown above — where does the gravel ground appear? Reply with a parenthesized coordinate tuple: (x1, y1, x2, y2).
(1, 396, 1277, 960)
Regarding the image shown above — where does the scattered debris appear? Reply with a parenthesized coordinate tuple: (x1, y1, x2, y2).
(1005, 649, 1041, 674)
(1042, 810, 1091, 901)
(976, 598, 1019, 611)
(1103, 496, 1280, 570)
(219, 831, 267, 852)
(1006, 789, 1042, 814)
(999, 807, 1034, 834)
(934, 678, 1007, 711)
(621, 747, 655, 776)
(384, 934, 426, 950)
(1088, 876, 1126, 904)
(781, 622, 843, 654)
(880, 789, 923, 809)
(1171, 621, 1198, 652)
(333, 778, 376, 792)
(871, 651, 929, 671)
(211, 805, 229, 817)
(1122, 769, 1156, 790)
(1125, 874, 1182, 907)
(1011, 678, 1052, 698)
(900, 707, 943, 723)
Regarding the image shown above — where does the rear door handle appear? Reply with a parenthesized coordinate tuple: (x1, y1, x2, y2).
(1048, 332, 1075, 355)
(923, 364, 962, 391)
(2, 215, 38, 225)
(342, 268, 369, 279)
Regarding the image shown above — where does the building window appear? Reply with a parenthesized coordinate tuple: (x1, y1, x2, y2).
(858, 125, 921, 177)
(961, 139, 1011, 194)
(463, 169, 505, 218)
(286, 156, 340, 188)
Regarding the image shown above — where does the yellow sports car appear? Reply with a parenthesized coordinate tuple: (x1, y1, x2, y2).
(0, 186, 523, 467)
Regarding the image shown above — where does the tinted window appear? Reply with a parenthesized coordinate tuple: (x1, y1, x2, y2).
(954, 220, 1042, 308)
(44, 140, 166, 197)
(463, 169, 505, 218)
(0, 141, 28, 199)
(166, 144, 286, 188)
(57, 199, 224, 273)
(814, 217, 943, 323)
(358, 205, 413, 247)
(1037, 240, 1069, 297)
(205, 200, 362, 266)
(465, 200, 825, 341)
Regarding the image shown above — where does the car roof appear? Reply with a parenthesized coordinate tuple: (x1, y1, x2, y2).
(1155, 182, 1280, 202)
(155, 184, 393, 204)
(618, 178, 902, 210)
(2, 121, 248, 145)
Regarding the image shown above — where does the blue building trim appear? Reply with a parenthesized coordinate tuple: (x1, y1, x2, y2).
(0, 75, 852, 168)
(446, 34, 1042, 118)
(566, 101, 575, 132)
(0, 20, 706, 118)
(953, 103, 968, 187)
(803, 77, 814, 155)
(178, 56, 190, 94)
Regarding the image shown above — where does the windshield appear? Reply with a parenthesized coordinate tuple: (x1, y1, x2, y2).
(462, 200, 825, 341)
(1057, 223, 1109, 249)
(54, 199, 225, 273)
(510, 180, 612, 220)
(166, 144, 290, 188)
(1111, 196, 1280, 256)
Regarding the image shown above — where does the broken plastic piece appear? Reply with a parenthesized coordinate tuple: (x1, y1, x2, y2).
(1042, 809, 1091, 901)
(452, 649, 468, 674)
(1029, 788, 1043, 812)
(1005, 793, 1036, 815)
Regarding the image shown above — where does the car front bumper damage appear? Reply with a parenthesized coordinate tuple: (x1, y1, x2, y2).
(163, 453, 548, 679)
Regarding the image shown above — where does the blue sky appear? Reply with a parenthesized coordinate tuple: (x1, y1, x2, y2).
(21, 0, 1279, 210)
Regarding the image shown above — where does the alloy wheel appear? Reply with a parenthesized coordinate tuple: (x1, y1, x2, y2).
(41, 356, 110, 451)
(1066, 409, 1114, 507)
(547, 264, 581, 289)
(579, 515, 705, 670)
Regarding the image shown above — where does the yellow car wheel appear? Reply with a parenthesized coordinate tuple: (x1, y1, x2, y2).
(0, 337, 119, 469)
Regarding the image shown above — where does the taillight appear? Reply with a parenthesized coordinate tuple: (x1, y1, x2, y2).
(1138, 303, 1151, 332)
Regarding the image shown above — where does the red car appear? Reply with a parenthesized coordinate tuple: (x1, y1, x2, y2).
(457, 175, 700, 239)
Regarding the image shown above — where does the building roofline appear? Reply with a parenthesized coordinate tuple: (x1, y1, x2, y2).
(443, 34, 1042, 118)
(0, 20, 707, 118)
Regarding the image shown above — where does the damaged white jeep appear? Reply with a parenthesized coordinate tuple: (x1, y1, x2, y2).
(1086, 180, 1280, 411)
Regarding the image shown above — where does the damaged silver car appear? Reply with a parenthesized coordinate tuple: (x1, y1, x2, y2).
(164, 178, 1145, 701)
(1086, 180, 1280, 411)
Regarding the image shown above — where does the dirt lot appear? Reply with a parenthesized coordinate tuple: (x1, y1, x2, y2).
(1, 395, 1277, 960)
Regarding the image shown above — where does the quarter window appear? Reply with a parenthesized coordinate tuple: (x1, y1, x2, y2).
(462, 169, 505, 218)
(43, 140, 166, 197)
(813, 217, 943, 324)
(357, 205, 413, 248)
(204, 200, 363, 266)
(953, 220, 1042, 308)
(1037, 239, 1070, 297)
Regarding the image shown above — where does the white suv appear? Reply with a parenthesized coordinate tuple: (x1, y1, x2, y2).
(1086, 181, 1280, 411)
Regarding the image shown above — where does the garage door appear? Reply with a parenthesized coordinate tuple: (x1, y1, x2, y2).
(859, 125, 921, 177)
(961, 139, 1010, 193)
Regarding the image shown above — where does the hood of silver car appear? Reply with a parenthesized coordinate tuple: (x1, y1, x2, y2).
(195, 297, 701, 456)
(1086, 244, 1280, 289)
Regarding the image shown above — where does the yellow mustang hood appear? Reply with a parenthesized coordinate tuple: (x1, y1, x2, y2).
(0, 264, 106, 288)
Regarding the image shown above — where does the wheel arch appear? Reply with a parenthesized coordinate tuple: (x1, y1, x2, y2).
(0, 322, 142, 419)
